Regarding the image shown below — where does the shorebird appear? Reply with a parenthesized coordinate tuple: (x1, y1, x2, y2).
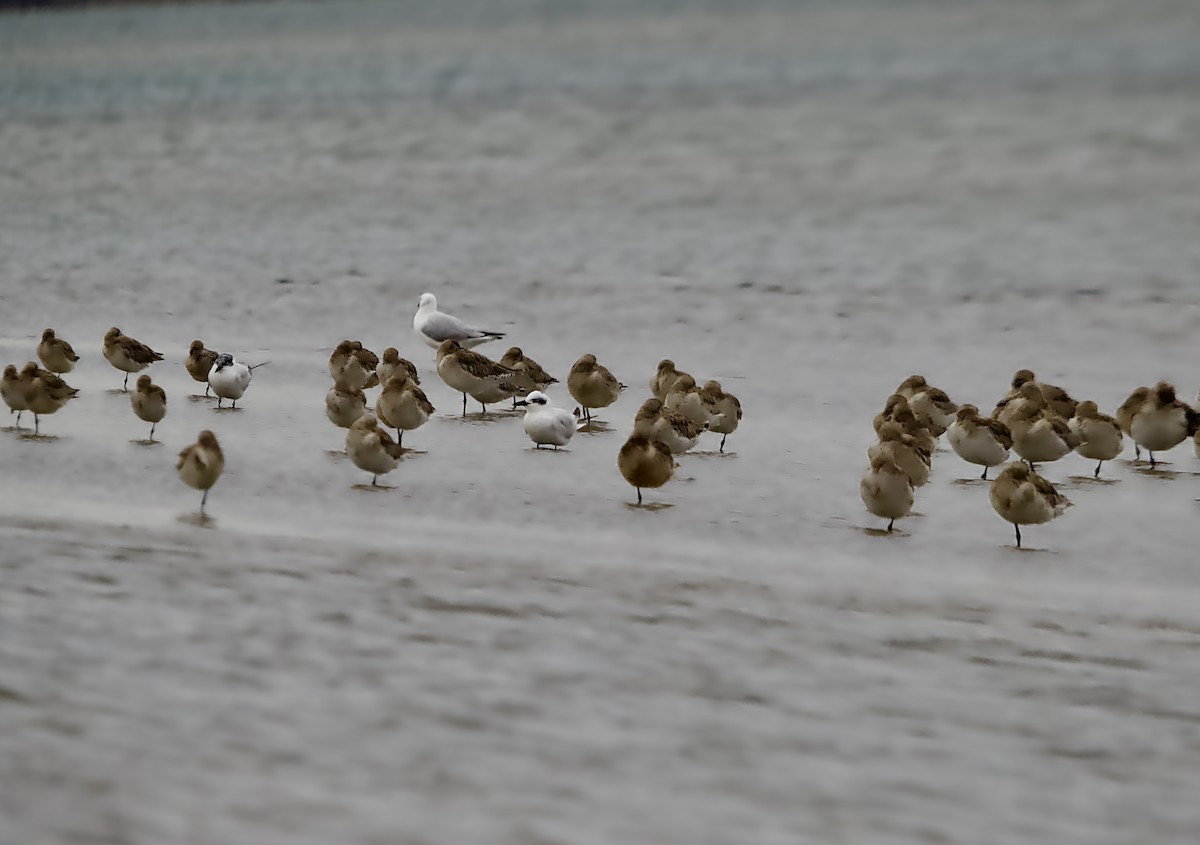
(499, 347, 558, 408)
(1116, 386, 1151, 461)
(567, 354, 625, 423)
(908, 385, 957, 437)
(329, 340, 372, 391)
(375, 374, 434, 448)
(130, 374, 167, 440)
(994, 370, 1076, 421)
(650, 359, 691, 401)
(873, 394, 909, 433)
(664, 374, 723, 429)
(345, 414, 403, 485)
(515, 391, 578, 450)
(413, 292, 505, 350)
(103, 327, 164, 391)
(887, 405, 936, 454)
(869, 420, 931, 487)
(1130, 381, 1200, 467)
(860, 452, 914, 532)
(376, 348, 419, 388)
(435, 339, 519, 415)
(177, 430, 224, 515)
(1008, 403, 1080, 468)
(618, 432, 675, 504)
(945, 405, 1012, 477)
(352, 342, 380, 389)
(185, 340, 219, 397)
(2, 364, 30, 427)
(700, 380, 742, 452)
(989, 462, 1071, 549)
(325, 383, 368, 429)
(995, 381, 1046, 428)
(894, 375, 929, 401)
(208, 354, 268, 409)
(947, 404, 1012, 479)
(632, 397, 706, 454)
(20, 362, 78, 435)
(1069, 400, 1124, 477)
(37, 329, 79, 375)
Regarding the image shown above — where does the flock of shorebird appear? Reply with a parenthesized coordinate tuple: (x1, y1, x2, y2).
(2, 293, 743, 514)
(862, 371, 1200, 547)
(328, 293, 742, 504)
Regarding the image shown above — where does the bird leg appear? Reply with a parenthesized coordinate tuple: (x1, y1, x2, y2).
(123, 373, 130, 391)
(720, 434, 727, 453)
(200, 489, 209, 514)
(34, 414, 40, 435)
(149, 423, 156, 441)
(205, 383, 211, 397)
(1015, 524, 1022, 548)
(1094, 461, 1102, 478)
(980, 466, 988, 480)
(1149, 451, 1156, 468)
(887, 518, 894, 532)
(397, 430, 404, 448)
(461, 393, 467, 416)
(637, 487, 643, 504)
(217, 397, 223, 409)
(372, 474, 378, 486)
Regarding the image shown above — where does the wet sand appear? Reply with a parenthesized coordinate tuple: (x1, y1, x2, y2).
(3, 1, 1200, 843)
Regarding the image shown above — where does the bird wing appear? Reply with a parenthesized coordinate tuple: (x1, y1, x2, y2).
(457, 349, 517, 381)
(126, 338, 164, 364)
(412, 385, 436, 415)
(418, 312, 501, 343)
(982, 417, 1013, 449)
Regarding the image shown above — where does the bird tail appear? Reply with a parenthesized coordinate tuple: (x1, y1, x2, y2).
(249, 361, 271, 371)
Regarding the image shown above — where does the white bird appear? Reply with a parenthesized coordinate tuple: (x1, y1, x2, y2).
(208, 354, 268, 409)
(515, 391, 578, 450)
(413, 292, 505, 350)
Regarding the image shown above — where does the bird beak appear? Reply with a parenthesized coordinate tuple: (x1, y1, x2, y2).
(514, 400, 529, 407)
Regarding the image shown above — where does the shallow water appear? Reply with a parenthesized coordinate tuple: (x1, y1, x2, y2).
(2, 1, 1200, 843)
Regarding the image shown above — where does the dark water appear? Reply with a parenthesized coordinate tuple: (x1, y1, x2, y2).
(2, 1, 1200, 842)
